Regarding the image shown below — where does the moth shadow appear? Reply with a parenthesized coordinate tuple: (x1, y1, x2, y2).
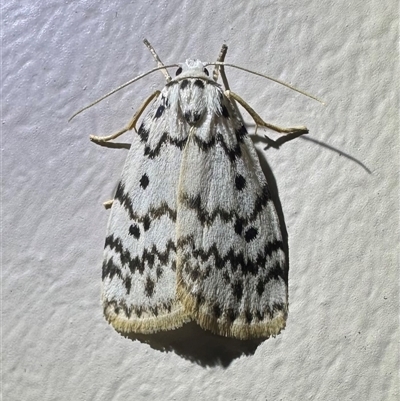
(121, 322, 265, 367)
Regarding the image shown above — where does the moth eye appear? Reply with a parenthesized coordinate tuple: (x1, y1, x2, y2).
(176, 67, 182, 76)
(203, 68, 209, 76)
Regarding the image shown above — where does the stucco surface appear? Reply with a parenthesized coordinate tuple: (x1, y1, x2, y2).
(2, 1, 398, 400)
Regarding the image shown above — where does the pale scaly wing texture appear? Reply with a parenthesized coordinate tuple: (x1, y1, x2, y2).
(176, 87, 287, 340)
(102, 86, 192, 334)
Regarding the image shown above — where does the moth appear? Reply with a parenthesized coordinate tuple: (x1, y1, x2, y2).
(71, 40, 320, 340)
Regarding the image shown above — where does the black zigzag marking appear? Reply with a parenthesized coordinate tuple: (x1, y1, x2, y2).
(104, 233, 282, 281)
(216, 131, 242, 161)
(137, 122, 247, 160)
(178, 236, 284, 278)
(153, 94, 171, 119)
(102, 257, 132, 294)
(235, 124, 247, 141)
(138, 125, 149, 142)
(106, 300, 173, 319)
(104, 235, 176, 276)
(115, 180, 268, 230)
(102, 256, 123, 281)
(115, 182, 177, 222)
(208, 300, 286, 322)
(179, 184, 270, 225)
(194, 126, 247, 161)
(255, 260, 288, 296)
(145, 276, 155, 297)
(143, 132, 188, 159)
(192, 133, 215, 150)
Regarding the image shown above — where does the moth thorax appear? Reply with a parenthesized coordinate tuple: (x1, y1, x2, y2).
(179, 78, 208, 126)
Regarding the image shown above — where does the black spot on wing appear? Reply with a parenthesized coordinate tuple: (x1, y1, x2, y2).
(154, 105, 165, 118)
(235, 174, 246, 190)
(245, 227, 258, 242)
(129, 224, 140, 239)
(140, 174, 149, 189)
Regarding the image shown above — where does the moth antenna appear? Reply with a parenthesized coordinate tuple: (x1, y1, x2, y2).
(213, 44, 228, 82)
(206, 62, 325, 104)
(143, 38, 172, 82)
(69, 64, 178, 122)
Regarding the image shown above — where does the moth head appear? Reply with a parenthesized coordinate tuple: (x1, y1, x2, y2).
(175, 59, 210, 78)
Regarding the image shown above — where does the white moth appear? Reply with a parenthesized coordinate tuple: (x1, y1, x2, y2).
(72, 40, 320, 340)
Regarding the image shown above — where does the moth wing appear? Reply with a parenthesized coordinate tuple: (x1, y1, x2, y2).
(102, 90, 191, 334)
(176, 101, 287, 340)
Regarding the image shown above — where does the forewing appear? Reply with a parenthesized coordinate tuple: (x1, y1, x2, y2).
(102, 89, 191, 333)
(176, 95, 287, 340)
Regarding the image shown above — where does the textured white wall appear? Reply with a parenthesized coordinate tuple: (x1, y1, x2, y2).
(3, 1, 398, 400)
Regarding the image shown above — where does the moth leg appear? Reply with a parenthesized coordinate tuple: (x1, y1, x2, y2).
(90, 90, 161, 145)
(103, 199, 114, 209)
(225, 90, 308, 135)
